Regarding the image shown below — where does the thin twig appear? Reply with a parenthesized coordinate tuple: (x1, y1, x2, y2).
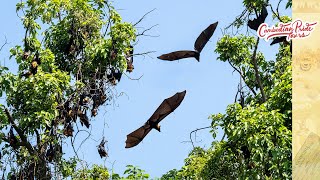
(0, 36, 8, 52)
(124, 73, 144, 81)
(269, 1, 283, 22)
(4, 108, 35, 154)
(227, 60, 257, 96)
(133, 8, 156, 27)
(189, 126, 211, 148)
(136, 24, 159, 37)
(133, 51, 156, 57)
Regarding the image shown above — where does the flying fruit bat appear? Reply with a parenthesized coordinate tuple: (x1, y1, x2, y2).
(157, 22, 218, 62)
(97, 137, 108, 158)
(248, 5, 268, 31)
(126, 46, 134, 73)
(125, 90, 187, 148)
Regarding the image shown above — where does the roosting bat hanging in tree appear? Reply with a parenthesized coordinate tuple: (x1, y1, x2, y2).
(248, 5, 268, 31)
(9, 127, 18, 148)
(107, 68, 122, 85)
(157, 22, 218, 62)
(97, 137, 108, 158)
(21, 51, 41, 78)
(125, 90, 187, 148)
(126, 46, 134, 73)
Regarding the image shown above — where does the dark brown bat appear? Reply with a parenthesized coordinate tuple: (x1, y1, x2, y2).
(126, 46, 134, 73)
(97, 137, 108, 158)
(30, 51, 41, 75)
(9, 127, 18, 147)
(125, 90, 186, 148)
(46, 144, 55, 162)
(78, 110, 90, 128)
(248, 5, 268, 31)
(63, 123, 74, 137)
(21, 51, 41, 78)
(107, 68, 122, 85)
(270, 36, 292, 53)
(157, 22, 218, 62)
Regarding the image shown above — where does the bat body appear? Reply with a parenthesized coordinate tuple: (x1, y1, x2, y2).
(157, 50, 200, 61)
(46, 144, 55, 162)
(78, 111, 90, 128)
(107, 68, 122, 85)
(21, 52, 41, 78)
(97, 138, 108, 158)
(126, 46, 134, 73)
(63, 123, 74, 137)
(9, 127, 18, 147)
(248, 5, 268, 31)
(125, 90, 187, 148)
(157, 22, 218, 62)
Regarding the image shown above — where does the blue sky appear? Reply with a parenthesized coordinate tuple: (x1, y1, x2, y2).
(0, 0, 290, 178)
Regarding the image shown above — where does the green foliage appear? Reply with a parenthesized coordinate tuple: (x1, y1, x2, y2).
(0, 0, 138, 179)
(176, 147, 213, 179)
(122, 165, 150, 180)
(160, 169, 180, 180)
(72, 164, 110, 180)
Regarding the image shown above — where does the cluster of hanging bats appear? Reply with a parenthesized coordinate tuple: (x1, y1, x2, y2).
(6, 4, 291, 161)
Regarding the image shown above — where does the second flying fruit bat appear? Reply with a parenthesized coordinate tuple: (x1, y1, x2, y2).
(157, 22, 218, 62)
(125, 90, 187, 148)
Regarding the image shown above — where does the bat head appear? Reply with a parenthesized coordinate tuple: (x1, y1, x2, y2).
(155, 124, 161, 132)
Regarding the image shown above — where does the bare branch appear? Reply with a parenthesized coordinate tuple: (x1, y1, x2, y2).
(227, 60, 257, 96)
(189, 126, 211, 149)
(123, 73, 144, 81)
(221, 132, 226, 142)
(269, 1, 284, 22)
(4, 108, 35, 154)
(133, 8, 156, 27)
(136, 24, 159, 37)
(251, 37, 266, 102)
(0, 36, 8, 52)
(133, 51, 156, 57)
(226, 9, 247, 30)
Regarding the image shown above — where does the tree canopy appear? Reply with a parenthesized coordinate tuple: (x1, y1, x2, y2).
(0, 0, 292, 179)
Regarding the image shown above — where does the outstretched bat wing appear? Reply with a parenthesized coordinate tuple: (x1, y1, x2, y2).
(148, 90, 186, 124)
(157, 51, 199, 61)
(125, 125, 152, 148)
(194, 22, 218, 53)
